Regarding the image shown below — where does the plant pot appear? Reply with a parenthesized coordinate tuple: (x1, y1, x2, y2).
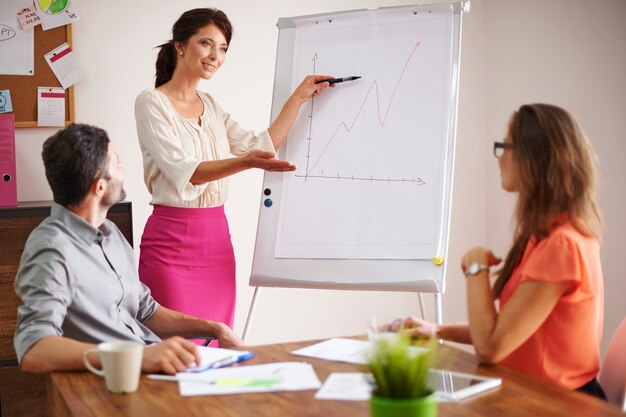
(370, 392, 438, 417)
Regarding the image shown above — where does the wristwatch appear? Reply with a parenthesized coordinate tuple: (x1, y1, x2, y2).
(464, 262, 489, 277)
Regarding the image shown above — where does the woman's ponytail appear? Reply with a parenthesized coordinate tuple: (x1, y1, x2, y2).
(155, 41, 177, 88)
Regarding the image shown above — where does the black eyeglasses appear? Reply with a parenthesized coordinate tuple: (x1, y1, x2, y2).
(493, 141, 514, 158)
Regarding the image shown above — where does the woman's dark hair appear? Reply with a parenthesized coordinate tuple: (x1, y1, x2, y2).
(492, 104, 602, 298)
(155, 8, 233, 88)
(42, 124, 110, 207)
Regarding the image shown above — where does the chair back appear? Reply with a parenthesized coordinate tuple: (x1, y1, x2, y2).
(599, 318, 626, 410)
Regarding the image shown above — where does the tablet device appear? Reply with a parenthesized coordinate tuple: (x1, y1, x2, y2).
(428, 369, 502, 401)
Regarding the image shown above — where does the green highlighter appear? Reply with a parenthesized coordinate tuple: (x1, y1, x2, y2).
(215, 377, 281, 387)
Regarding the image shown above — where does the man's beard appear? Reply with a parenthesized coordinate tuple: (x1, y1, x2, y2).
(102, 181, 126, 208)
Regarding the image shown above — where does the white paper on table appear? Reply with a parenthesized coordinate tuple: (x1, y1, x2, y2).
(44, 42, 84, 89)
(178, 362, 321, 396)
(37, 87, 65, 126)
(315, 372, 373, 401)
(314, 370, 500, 403)
(292, 336, 428, 365)
(314, 372, 454, 402)
(291, 338, 371, 364)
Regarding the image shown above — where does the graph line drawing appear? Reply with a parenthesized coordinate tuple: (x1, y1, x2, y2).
(304, 53, 318, 178)
(301, 41, 423, 185)
(294, 173, 426, 185)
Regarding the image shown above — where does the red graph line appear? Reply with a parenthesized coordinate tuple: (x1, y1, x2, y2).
(306, 41, 421, 176)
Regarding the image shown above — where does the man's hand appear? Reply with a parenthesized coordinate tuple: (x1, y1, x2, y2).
(142, 336, 200, 375)
(214, 323, 244, 348)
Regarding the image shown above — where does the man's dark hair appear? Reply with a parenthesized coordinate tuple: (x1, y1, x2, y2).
(42, 124, 110, 206)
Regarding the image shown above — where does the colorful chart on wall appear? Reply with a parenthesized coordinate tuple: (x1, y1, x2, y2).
(34, 0, 80, 30)
(38, 0, 70, 14)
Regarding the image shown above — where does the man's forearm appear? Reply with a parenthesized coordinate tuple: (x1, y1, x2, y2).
(20, 336, 98, 373)
(145, 306, 222, 340)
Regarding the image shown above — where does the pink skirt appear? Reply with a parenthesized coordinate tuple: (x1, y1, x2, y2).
(139, 205, 236, 335)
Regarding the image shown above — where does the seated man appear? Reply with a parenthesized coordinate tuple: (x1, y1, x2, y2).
(14, 123, 243, 375)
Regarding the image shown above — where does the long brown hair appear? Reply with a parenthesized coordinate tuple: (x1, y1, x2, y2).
(155, 8, 233, 88)
(492, 104, 602, 298)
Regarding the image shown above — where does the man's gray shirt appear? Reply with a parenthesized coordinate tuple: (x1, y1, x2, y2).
(14, 203, 161, 363)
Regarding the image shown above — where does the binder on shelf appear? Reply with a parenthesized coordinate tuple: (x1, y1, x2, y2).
(0, 113, 17, 207)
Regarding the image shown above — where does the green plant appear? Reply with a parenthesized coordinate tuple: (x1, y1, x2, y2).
(367, 333, 435, 399)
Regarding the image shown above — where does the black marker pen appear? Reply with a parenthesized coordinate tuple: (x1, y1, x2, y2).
(316, 76, 362, 84)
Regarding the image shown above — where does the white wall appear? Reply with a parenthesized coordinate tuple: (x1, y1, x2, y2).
(14, 0, 624, 352)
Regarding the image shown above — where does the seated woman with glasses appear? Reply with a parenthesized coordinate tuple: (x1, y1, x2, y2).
(388, 103, 606, 400)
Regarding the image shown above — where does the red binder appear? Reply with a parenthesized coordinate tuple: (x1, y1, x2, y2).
(0, 113, 17, 207)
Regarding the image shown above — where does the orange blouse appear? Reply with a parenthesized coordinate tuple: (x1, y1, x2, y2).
(499, 219, 604, 390)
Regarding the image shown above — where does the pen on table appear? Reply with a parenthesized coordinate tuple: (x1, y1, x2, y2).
(189, 352, 255, 373)
(147, 352, 255, 382)
(316, 76, 361, 84)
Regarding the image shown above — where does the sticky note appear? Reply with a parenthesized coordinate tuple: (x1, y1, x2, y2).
(17, 7, 42, 30)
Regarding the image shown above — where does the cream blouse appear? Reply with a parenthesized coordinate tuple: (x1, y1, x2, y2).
(135, 89, 275, 208)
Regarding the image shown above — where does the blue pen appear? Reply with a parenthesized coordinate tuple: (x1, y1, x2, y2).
(189, 352, 256, 373)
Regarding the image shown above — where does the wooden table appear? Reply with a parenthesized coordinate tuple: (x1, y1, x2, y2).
(48, 339, 624, 417)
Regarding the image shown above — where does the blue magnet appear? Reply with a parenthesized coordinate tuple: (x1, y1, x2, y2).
(264, 188, 271, 196)
(264, 198, 273, 207)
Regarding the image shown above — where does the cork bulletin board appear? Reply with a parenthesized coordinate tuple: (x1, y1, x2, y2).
(0, 24, 74, 128)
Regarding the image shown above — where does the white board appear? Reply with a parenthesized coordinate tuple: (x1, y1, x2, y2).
(250, 2, 466, 293)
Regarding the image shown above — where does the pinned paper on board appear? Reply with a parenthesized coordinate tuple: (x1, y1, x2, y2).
(0, 90, 13, 113)
(37, 87, 65, 126)
(0, 0, 35, 76)
(44, 42, 84, 89)
(34, 0, 80, 31)
(17, 7, 42, 30)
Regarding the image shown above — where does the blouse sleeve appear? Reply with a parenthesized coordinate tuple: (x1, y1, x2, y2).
(518, 231, 595, 300)
(204, 94, 276, 156)
(135, 91, 208, 200)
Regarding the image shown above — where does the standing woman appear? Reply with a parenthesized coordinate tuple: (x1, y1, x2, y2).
(390, 104, 606, 399)
(135, 8, 332, 334)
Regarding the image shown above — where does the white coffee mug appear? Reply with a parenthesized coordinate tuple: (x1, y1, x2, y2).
(83, 341, 144, 393)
